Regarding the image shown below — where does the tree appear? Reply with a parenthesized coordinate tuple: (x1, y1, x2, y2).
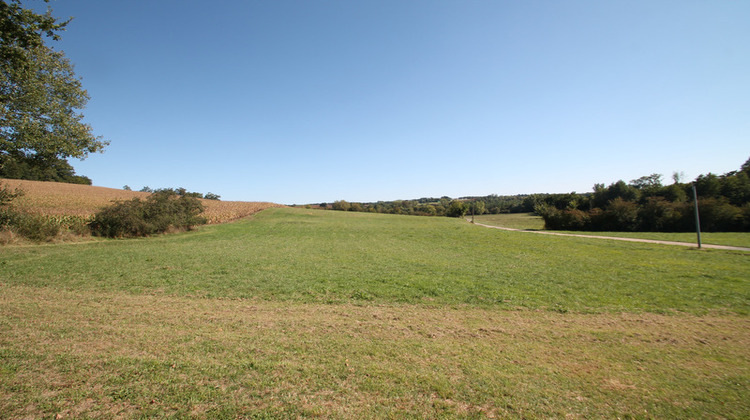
(742, 157, 750, 177)
(1, 0, 107, 174)
(694, 173, 721, 197)
(446, 200, 467, 218)
(629, 173, 662, 193)
(331, 200, 351, 211)
(469, 200, 486, 216)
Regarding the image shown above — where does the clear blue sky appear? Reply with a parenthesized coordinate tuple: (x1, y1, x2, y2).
(40, 0, 750, 204)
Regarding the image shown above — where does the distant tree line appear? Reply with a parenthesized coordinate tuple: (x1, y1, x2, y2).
(315, 194, 558, 218)
(123, 186, 220, 201)
(313, 157, 750, 232)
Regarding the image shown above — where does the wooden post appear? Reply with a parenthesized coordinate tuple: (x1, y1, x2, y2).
(692, 184, 702, 249)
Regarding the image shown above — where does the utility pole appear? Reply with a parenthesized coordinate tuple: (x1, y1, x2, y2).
(692, 184, 702, 249)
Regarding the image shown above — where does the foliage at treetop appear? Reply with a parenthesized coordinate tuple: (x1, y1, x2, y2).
(1, 0, 107, 179)
(137, 186, 220, 200)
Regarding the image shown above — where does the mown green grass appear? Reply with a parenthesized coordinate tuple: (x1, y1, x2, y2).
(2, 207, 748, 313)
(473, 212, 546, 230)
(474, 212, 750, 248)
(1, 285, 748, 419)
(1, 207, 749, 418)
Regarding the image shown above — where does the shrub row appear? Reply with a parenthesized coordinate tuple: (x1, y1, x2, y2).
(88, 190, 206, 238)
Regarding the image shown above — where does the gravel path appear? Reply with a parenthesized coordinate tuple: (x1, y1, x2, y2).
(470, 221, 750, 252)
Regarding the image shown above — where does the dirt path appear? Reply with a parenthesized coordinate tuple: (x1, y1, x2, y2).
(469, 221, 750, 252)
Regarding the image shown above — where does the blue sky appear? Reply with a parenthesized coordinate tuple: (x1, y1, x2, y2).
(40, 0, 750, 204)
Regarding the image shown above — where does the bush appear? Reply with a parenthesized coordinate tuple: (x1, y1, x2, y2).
(2, 183, 60, 242)
(601, 198, 640, 231)
(89, 190, 206, 238)
(537, 206, 590, 230)
(638, 197, 686, 232)
(698, 198, 743, 232)
(0, 207, 18, 229)
(13, 213, 61, 241)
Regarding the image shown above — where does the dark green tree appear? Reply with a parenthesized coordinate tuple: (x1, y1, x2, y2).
(331, 200, 351, 211)
(0, 151, 91, 183)
(446, 200, 467, 218)
(694, 173, 721, 197)
(1, 0, 107, 174)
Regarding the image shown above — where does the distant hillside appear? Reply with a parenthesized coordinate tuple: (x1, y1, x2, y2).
(1, 179, 281, 224)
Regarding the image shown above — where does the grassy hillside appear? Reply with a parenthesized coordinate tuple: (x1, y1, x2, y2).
(1, 208, 748, 418)
(1, 178, 281, 224)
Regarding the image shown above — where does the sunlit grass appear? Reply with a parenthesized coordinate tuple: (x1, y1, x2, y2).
(1, 208, 748, 418)
(2, 208, 748, 313)
(1, 285, 748, 418)
(473, 212, 545, 230)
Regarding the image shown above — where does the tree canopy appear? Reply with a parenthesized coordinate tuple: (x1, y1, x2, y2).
(0, 0, 107, 175)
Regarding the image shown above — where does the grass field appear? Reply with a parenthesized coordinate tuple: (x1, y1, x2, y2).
(474, 212, 750, 248)
(1, 208, 749, 418)
(472, 213, 547, 230)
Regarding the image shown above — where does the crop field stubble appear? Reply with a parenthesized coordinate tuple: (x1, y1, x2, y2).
(1, 207, 749, 418)
(1, 178, 282, 225)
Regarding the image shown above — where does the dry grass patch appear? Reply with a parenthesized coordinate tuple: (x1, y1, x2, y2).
(1, 284, 747, 418)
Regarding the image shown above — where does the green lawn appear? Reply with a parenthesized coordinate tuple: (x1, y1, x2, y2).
(2, 207, 748, 313)
(474, 212, 750, 248)
(1, 208, 748, 418)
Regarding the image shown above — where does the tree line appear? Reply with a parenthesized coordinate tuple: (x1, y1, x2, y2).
(535, 159, 750, 232)
(314, 195, 550, 218)
(313, 157, 750, 232)
(123, 186, 220, 201)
